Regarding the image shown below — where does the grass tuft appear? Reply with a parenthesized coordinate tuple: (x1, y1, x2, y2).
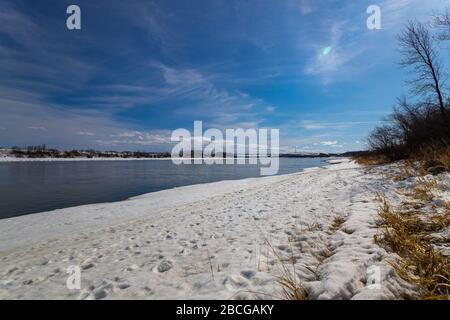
(374, 196, 450, 299)
(328, 216, 346, 233)
(277, 268, 310, 300)
(265, 239, 313, 300)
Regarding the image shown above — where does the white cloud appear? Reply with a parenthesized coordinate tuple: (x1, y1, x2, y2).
(76, 131, 95, 136)
(320, 140, 338, 146)
(153, 63, 274, 128)
(0, 87, 172, 151)
(380, 0, 448, 30)
(105, 131, 172, 145)
(302, 122, 326, 130)
(27, 126, 46, 131)
(301, 120, 379, 130)
(95, 134, 171, 147)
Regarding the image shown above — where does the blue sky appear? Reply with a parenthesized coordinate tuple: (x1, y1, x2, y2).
(0, 0, 449, 152)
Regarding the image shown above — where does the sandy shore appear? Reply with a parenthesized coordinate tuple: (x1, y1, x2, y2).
(0, 159, 414, 299)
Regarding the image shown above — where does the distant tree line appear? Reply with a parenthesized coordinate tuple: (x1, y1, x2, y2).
(366, 10, 450, 164)
(8, 146, 171, 159)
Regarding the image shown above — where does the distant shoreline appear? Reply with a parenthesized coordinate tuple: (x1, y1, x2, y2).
(0, 156, 172, 162)
(0, 155, 342, 162)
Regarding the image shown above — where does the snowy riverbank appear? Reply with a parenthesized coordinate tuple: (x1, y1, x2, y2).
(0, 159, 418, 299)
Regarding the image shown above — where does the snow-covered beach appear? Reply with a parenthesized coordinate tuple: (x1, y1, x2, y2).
(0, 159, 421, 299)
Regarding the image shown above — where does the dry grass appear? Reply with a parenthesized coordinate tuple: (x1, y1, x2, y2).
(264, 240, 310, 300)
(374, 197, 450, 299)
(392, 160, 425, 181)
(356, 144, 449, 299)
(275, 215, 355, 299)
(353, 153, 388, 165)
(416, 144, 450, 171)
(328, 216, 346, 233)
(266, 229, 335, 300)
(315, 246, 333, 264)
(402, 177, 438, 203)
(355, 144, 450, 173)
(305, 220, 322, 232)
(277, 267, 310, 300)
(435, 147, 450, 169)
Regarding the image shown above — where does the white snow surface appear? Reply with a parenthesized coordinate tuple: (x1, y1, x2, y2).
(0, 159, 414, 299)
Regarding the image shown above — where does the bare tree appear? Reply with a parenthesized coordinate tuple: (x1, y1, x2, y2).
(367, 124, 403, 160)
(397, 20, 448, 124)
(366, 18, 450, 161)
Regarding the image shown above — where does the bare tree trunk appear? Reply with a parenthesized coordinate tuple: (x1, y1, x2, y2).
(429, 61, 447, 123)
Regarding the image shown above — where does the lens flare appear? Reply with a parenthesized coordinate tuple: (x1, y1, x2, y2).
(322, 46, 332, 56)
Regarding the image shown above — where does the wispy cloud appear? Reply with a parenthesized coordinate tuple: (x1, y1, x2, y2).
(380, 0, 446, 30)
(298, 0, 316, 15)
(96, 131, 172, 147)
(304, 19, 364, 84)
(155, 63, 275, 128)
(1, 0, 448, 153)
(301, 0, 449, 84)
(0, 2, 276, 148)
(0, 85, 171, 150)
(27, 126, 47, 131)
(319, 140, 338, 146)
(302, 122, 326, 130)
(68, 61, 275, 128)
(0, 7, 94, 87)
(75, 131, 95, 136)
(301, 120, 380, 130)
